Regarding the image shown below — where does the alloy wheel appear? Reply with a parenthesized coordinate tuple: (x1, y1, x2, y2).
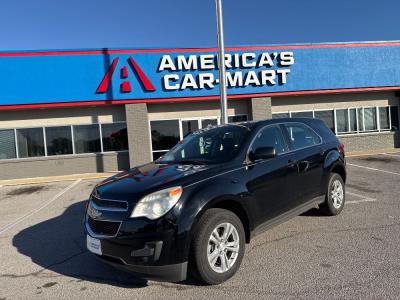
(207, 222, 240, 273)
(331, 179, 344, 209)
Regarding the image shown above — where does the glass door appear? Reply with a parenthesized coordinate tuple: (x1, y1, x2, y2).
(200, 118, 219, 128)
(181, 119, 199, 137)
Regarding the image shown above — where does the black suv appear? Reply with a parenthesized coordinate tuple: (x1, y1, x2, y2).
(85, 118, 346, 285)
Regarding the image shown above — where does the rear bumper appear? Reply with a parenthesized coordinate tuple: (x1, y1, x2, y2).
(96, 254, 187, 282)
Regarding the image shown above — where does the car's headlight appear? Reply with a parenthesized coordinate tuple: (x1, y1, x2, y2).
(130, 186, 183, 220)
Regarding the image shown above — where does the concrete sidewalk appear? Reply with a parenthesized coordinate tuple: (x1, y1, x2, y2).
(0, 172, 117, 187)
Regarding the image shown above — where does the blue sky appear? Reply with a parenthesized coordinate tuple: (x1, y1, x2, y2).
(0, 0, 399, 51)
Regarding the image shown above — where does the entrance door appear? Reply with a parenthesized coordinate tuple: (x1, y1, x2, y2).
(201, 118, 219, 128)
(180, 117, 219, 139)
(182, 119, 199, 137)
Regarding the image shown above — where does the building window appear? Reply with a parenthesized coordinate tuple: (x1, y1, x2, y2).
(291, 111, 313, 118)
(228, 115, 248, 123)
(378, 107, 390, 131)
(201, 118, 218, 128)
(101, 123, 128, 152)
(0, 121, 127, 160)
(349, 108, 357, 132)
(150, 120, 180, 160)
(73, 124, 101, 154)
(45, 126, 73, 156)
(17, 128, 45, 158)
(272, 112, 290, 119)
(357, 108, 364, 132)
(314, 110, 335, 133)
(274, 105, 398, 136)
(182, 120, 199, 137)
(364, 107, 377, 131)
(390, 106, 399, 131)
(336, 109, 349, 133)
(0, 129, 16, 160)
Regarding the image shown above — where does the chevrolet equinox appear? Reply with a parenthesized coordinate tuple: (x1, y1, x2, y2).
(85, 118, 346, 285)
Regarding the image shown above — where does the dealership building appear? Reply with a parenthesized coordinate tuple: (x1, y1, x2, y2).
(0, 41, 399, 180)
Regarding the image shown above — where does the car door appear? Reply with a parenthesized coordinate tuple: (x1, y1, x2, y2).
(245, 125, 298, 227)
(281, 122, 325, 208)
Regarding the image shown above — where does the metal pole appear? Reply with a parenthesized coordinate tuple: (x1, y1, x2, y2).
(215, 0, 228, 124)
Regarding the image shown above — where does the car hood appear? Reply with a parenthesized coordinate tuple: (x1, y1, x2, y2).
(94, 162, 214, 202)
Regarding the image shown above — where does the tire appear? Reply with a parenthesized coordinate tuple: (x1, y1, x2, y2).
(190, 208, 245, 285)
(319, 173, 345, 216)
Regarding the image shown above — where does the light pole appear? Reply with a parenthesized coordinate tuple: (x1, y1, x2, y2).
(215, 0, 228, 124)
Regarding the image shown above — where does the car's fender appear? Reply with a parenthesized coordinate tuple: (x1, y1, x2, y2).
(176, 176, 254, 261)
(323, 149, 346, 188)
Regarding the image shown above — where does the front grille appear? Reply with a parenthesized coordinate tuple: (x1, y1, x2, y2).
(87, 216, 120, 236)
(91, 195, 128, 211)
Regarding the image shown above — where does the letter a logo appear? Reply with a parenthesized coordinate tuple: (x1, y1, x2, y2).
(96, 57, 156, 94)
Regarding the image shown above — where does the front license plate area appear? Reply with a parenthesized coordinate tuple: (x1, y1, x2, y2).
(87, 235, 102, 255)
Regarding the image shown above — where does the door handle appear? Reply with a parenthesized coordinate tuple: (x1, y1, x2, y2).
(298, 160, 310, 172)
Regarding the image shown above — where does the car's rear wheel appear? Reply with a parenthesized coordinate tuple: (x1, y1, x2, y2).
(190, 208, 245, 285)
(319, 173, 345, 216)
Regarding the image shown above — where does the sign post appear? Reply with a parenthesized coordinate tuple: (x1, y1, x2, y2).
(215, 0, 228, 124)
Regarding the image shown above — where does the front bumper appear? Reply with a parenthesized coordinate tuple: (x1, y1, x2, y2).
(84, 210, 189, 282)
(96, 253, 187, 282)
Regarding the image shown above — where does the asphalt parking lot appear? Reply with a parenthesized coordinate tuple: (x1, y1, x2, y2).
(1, 153, 400, 299)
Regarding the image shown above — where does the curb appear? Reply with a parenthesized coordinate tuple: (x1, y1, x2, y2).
(346, 148, 400, 157)
(0, 172, 118, 187)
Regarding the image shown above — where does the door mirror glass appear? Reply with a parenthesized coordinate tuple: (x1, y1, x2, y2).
(249, 147, 277, 161)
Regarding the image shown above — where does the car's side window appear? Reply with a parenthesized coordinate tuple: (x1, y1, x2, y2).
(251, 126, 288, 154)
(284, 123, 321, 150)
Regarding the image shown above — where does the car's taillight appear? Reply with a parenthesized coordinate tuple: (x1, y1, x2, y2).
(338, 143, 345, 155)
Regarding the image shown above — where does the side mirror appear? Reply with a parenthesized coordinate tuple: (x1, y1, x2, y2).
(249, 147, 277, 161)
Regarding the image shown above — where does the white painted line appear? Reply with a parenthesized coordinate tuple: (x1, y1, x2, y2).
(347, 163, 400, 176)
(347, 199, 376, 204)
(0, 179, 82, 235)
(346, 191, 376, 204)
(346, 191, 375, 200)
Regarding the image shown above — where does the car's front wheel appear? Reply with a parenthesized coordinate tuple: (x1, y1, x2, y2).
(190, 208, 245, 285)
(319, 173, 345, 215)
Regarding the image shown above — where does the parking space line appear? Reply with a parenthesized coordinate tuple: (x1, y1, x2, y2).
(347, 163, 400, 176)
(346, 191, 376, 204)
(347, 199, 376, 204)
(0, 179, 82, 235)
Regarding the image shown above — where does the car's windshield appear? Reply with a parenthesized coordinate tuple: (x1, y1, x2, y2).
(157, 125, 250, 164)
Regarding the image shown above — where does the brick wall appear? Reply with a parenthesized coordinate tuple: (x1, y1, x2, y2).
(0, 152, 129, 180)
(125, 103, 152, 167)
(250, 97, 272, 120)
(338, 132, 398, 152)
